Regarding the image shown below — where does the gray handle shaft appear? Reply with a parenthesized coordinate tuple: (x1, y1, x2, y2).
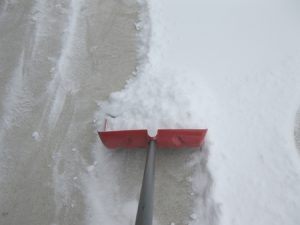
(135, 140, 156, 225)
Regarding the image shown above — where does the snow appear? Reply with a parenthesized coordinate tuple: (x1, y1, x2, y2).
(1, 0, 299, 224)
(190, 213, 198, 220)
(95, 0, 300, 224)
(0, 51, 33, 131)
(86, 165, 95, 173)
(31, 131, 40, 141)
(46, 0, 85, 129)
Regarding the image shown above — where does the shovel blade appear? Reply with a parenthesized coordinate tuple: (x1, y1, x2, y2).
(98, 130, 149, 149)
(99, 129, 207, 149)
(156, 129, 207, 149)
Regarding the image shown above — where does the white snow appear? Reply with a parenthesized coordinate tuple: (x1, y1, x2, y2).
(31, 131, 40, 141)
(86, 165, 95, 173)
(95, 0, 300, 224)
(0, 51, 33, 131)
(190, 213, 198, 220)
(46, 0, 85, 129)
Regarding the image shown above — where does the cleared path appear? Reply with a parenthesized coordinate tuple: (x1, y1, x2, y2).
(0, 1, 138, 225)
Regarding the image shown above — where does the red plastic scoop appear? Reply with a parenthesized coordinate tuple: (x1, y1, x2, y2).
(155, 129, 207, 148)
(98, 128, 207, 149)
(99, 130, 149, 149)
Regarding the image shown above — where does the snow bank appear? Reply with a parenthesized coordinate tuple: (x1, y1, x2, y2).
(96, 0, 216, 133)
(146, 0, 300, 225)
(97, 68, 215, 132)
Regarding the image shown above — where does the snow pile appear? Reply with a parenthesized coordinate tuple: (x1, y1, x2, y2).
(96, 0, 215, 133)
(97, 68, 215, 132)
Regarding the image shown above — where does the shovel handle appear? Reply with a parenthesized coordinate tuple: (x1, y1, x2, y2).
(135, 140, 156, 225)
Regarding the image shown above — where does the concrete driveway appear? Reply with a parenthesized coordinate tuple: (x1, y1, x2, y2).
(0, 1, 137, 224)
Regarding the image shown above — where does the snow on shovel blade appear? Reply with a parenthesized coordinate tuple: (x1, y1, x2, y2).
(156, 129, 207, 149)
(98, 130, 149, 149)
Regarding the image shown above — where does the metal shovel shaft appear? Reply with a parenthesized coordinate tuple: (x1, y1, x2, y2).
(135, 140, 156, 225)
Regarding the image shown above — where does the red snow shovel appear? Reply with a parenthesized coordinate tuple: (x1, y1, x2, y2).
(98, 122, 207, 225)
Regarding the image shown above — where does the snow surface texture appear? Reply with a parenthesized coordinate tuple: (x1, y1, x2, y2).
(96, 0, 300, 225)
(295, 108, 300, 152)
